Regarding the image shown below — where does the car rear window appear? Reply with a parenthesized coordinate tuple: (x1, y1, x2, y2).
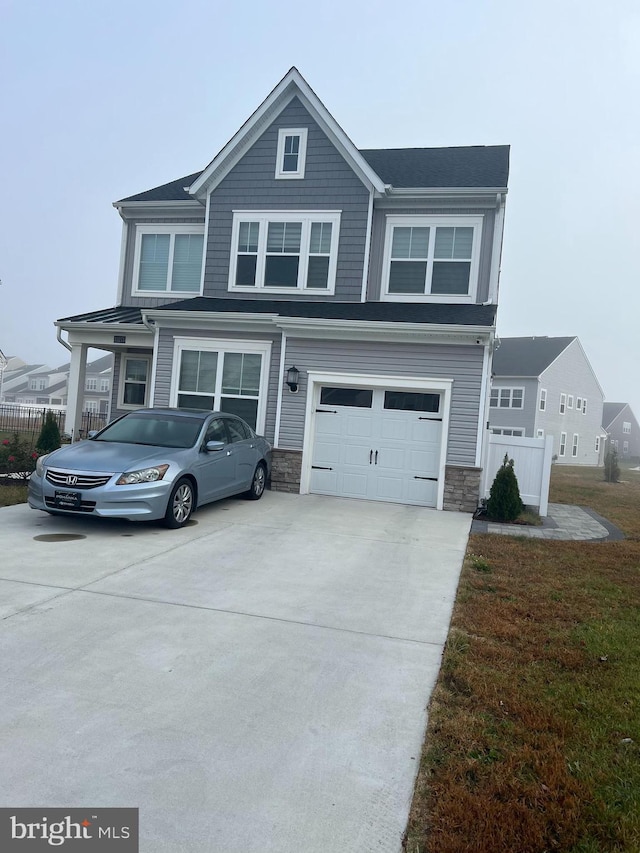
(94, 414, 204, 448)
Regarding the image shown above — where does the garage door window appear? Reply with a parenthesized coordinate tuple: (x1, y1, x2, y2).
(384, 391, 440, 413)
(320, 387, 373, 408)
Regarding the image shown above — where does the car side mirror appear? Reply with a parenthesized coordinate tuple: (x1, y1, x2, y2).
(205, 440, 225, 452)
(87, 430, 98, 439)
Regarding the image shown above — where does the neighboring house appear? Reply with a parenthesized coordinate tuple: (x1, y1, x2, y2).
(1, 362, 49, 402)
(603, 403, 640, 462)
(55, 68, 510, 512)
(490, 336, 605, 465)
(3, 356, 113, 415)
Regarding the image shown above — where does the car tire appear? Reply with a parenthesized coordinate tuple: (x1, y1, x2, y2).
(163, 478, 194, 528)
(245, 462, 267, 500)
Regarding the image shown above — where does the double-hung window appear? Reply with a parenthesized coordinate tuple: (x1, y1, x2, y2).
(623, 421, 631, 434)
(539, 388, 547, 411)
(85, 378, 97, 391)
(133, 225, 205, 295)
(559, 432, 567, 456)
(382, 215, 482, 301)
(275, 128, 308, 179)
(230, 211, 340, 294)
(118, 356, 151, 409)
(490, 387, 524, 409)
(572, 434, 579, 457)
(560, 393, 566, 414)
(171, 338, 271, 432)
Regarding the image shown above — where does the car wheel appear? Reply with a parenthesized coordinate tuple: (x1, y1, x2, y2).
(245, 462, 267, 500)
(163, 478, 194, 528)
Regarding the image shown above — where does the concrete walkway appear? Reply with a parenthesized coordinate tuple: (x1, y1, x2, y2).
(0, 493, 471, 853)
(472, 502, 624, 541)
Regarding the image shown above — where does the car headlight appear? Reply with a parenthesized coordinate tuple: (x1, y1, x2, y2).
(116, 464, 170, 486)
(36, 454, 50, 477)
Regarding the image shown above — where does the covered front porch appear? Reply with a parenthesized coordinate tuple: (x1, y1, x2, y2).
(55, 306, 153, 441)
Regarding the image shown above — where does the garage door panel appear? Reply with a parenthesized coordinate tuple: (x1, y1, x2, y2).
(310, 385, 444, 508)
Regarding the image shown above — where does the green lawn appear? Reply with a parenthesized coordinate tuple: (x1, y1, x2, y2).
(404, 465, 640, 852)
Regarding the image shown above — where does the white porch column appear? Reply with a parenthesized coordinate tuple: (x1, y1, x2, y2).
(65, 344, 88, 440)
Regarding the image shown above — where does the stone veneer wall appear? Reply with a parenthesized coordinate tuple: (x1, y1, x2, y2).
(443, 465, 482, 513)
(270, 449, 303, 493)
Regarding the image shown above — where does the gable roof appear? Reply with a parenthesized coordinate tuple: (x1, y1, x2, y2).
(492, 336, 576, 377)
(116, 69, 509, 204)
(603, 402, 629, 428)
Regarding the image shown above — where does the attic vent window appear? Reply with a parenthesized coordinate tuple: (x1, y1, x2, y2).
(275, 128, 308, 179)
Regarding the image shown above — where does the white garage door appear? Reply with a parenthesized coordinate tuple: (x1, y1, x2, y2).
(310, 386, 443, 507)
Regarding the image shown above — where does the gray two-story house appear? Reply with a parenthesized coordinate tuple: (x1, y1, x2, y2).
(490, 336, 605, 465)
(56, 68, 509, 512)
(603, 403, 640, 462)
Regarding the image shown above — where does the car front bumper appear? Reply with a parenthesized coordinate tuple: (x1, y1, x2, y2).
(28, 470, 174, 522)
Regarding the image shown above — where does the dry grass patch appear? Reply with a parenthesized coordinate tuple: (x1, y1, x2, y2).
(0, 481, 28, 507)
(405, 467, 640, 853)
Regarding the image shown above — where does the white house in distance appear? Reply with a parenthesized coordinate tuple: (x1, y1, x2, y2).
(490, 336, 605, 465)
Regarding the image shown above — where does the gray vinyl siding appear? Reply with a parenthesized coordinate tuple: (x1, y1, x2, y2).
(204, 97, 370, 301)
(537, 339, 604, 465)
(120, 216, 206, 308)
(152, 328, 282, 444)
(279, 338, 485, 466)
(606, 407, 640, 459)
(488, 378, 538, 435)
(368, 205, 496, 302)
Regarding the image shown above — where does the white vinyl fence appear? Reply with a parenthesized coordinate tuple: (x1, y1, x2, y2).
(481, 433, 554, 516)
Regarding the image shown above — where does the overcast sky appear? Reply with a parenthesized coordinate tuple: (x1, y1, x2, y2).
(1, 0, 638, 417)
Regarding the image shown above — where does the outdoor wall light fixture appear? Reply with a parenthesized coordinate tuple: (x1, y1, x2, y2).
(286, 365, 299, 393)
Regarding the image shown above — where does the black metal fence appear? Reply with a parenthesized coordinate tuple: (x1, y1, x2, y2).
(0, 404, 108, 445)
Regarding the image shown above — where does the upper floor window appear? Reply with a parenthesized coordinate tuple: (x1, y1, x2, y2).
(85, 378, 97, 391)
(229, 211, 340, 294)
(623, 421, 631, 434)
(100, 378, 110, 393)
(382, 216, 482, 302)
(568, 395, 574, 409)
(490, 387, 524, 409)
(539, 388, 547, 411)
(275, 128, 308, 179)
(29, 377, 47, 391)
(133, 225, 205, 296)
(582, 398, 587, 414)
(560, 393, 566, 414)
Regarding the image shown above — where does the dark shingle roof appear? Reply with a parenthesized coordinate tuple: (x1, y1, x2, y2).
(155, 297, 496, 326)
(602, 402, 628, 428)
(360, 146, 509, 188)
(116, 146, 509, 203)
(492, 336, 576, 377)
(59, 299, 496, 328)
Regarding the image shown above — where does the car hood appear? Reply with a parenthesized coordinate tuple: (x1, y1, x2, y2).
(44, 440, 191, 473)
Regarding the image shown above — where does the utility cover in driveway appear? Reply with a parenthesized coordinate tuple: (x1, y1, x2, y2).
(311, 387, 443, 506)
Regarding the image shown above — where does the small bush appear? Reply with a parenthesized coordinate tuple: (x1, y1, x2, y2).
(486, 454, 524, 522)
(604, 447, 620, 483)
(0, 433, 38, 480)
(36, 410, 62, 455)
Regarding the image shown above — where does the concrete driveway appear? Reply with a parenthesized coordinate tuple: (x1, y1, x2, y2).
(0, 492, 470, 852)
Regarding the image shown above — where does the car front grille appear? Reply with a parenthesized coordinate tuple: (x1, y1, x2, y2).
(44, 497, 97, 513)
(46, 469, 113, 489)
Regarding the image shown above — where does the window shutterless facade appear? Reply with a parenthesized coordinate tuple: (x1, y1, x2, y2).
(559, 432, 567, 456)
(623, 421, 631, 434)
(100, 378, 110, 393)
(85, 378, 97, 391)
(381, 215, 483, 301)
(229, 211, 341, 294)
(492, 427, 524, 436)
(560, 393, 566, 414)
(572, 433, 579, 457)
(275, 128, 308, 179)
(539, 388, 547, 411)
(118, 356, 151, 409)
(170, 338, 272, 433)
(490, 387, 524, 409)
(568, 395, 574, 409)
(132, 225, 205, 296)
(595, 436, 600, 453)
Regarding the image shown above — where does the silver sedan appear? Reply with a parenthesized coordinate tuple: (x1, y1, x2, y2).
(28, 409, 272, 528)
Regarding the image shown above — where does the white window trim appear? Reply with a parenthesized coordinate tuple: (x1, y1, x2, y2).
(85, 378, 97, 391)
(623, 440, 629, 453)
(560, 393, 566, 414)
(623, 421, 631, 434)
(275, 128, 308, 179)
(132, 224, 205, 297)
(537, 428, 545, 438)
(572, 433, 579, 457)
(490, 386, 525, 409)
(559, 431, 567, 457)
(492, 427, 525, 437)
(228, 210, 341, 295)
(117, 354, 152, 410)
(595, 436, 601, 453)
(381, 214, 483, 303)
(169, 337, 272, 435)
(539, 388, 547, 411)
(582, 398, 587, 414)
(100, 379, 110, 393)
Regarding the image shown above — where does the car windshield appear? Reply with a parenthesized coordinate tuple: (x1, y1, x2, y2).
(93, 414, 204, 448)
